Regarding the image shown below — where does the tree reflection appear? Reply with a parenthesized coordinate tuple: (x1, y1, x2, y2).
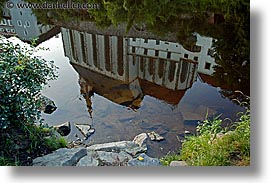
(24, 0, 250, 98)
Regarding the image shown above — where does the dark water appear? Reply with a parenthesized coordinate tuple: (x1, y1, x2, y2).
(0, 0, 249, 158)
(32, 34, 244, 157)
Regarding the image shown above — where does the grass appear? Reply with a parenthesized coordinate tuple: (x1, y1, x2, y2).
(161, 109, 250, 166)
(0, 126, 67, 166)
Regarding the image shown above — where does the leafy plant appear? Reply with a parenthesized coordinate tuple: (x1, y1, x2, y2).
(0, 36, 66, 165)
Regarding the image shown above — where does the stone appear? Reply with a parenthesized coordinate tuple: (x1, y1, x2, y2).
(39, 95, 57, 114)
(147, 131, 165, 141)
(77, 150, 99, 166)
(54, 122, 71, 136)
(32, 148, 87, 166)
(133, 133, 148, 148)
(184, 130, 191, 134)
(169, 161, 188, 166)
(96, 151, 133, 166)
(75, 124, 95, 138)
(77, 150, 133, 166)
(127, 153, 162, 166)
(87, 141, 146, 156)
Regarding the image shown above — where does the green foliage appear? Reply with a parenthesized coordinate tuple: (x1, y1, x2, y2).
(0, 38, 57, 129)
(0, 37, 66, 165)
(161, 109, 250, 166)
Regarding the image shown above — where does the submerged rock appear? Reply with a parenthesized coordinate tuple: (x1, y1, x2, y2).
(40, 96, 57, 114)
(54, 122, 71, 136)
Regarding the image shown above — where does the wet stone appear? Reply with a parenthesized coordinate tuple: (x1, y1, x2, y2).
(147, 131, 165, 141)
(39, 96, 57, 114)
(54, 121, 71, 136)
(75, 124, 95, 138)
(133, 133, 148, 148)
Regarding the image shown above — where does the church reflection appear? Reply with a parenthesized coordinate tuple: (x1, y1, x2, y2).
(61, 28, 216, 111)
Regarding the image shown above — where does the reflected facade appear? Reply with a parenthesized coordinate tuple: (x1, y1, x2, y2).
(0, 0, 59, 43)
(61, 28, 216, 109)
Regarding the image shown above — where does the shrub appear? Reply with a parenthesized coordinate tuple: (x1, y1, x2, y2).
(0, 37, 66, 165)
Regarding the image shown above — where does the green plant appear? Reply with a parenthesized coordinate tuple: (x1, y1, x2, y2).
(0, 36, 63, 165)
(161, 108, 250, 166)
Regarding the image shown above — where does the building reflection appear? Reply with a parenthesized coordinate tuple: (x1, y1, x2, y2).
(0, 0, 59, 44)
(61, 28, 216, 110)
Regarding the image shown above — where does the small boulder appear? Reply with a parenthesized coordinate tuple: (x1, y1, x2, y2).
(169, 161, 188, 166)
(133, 133, 148, 148)
(32, 148, 87, 166)
(75, 124, 95, 138)
(127, 153, 162, 166)
(147, 131, 165, 141)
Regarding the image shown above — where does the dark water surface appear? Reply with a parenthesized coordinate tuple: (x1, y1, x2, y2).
(33, 35, 244, 157)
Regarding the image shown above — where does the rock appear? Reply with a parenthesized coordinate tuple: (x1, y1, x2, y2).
(147, 131, 165, 141)
(133, 133, 148, 148)
(76, 150, 99, 166)
(54, 122, 71, 136)
(127, 153, 162, 166)
(169, 161, 188, 166)
(32, 148, 87, 166)
(39, 96, 57, 114)
(184, 130, 191, 134)
(44, 104, 57, 114)
(77, 149, 133, 166)
(96, 151, 133, 166)
(75, 124, 95, 138)
(87, 141, 146, 156)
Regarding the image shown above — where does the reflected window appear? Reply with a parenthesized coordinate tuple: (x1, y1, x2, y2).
(194, 56, 198, 61)
(132, 46, 135, 53)
(204, 62, 211, 70)
(156, 40, 160, 45)
(144, 38, 148, 43)
(0, 19, 7, 25)
(155, 50, 159, 56)
(180, 61, 188, 83)
(132, 38, 136, 41)
(144, 48, 148, 55)
(167, 52, 171, 59)
(25, 21, 30, 27)
(17, 20, 22, 26)
(184, 54, 188, 58)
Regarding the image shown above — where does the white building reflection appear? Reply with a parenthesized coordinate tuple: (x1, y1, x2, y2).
(0, 0, 59, 43)
(61, 27, 216, 108)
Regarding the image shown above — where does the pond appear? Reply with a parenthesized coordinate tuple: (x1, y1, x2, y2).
(0, 0, 249, 158)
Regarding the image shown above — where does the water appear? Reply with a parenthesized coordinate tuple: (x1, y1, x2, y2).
(0, 0, 249, 158)
(29, 34, 244, 157)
